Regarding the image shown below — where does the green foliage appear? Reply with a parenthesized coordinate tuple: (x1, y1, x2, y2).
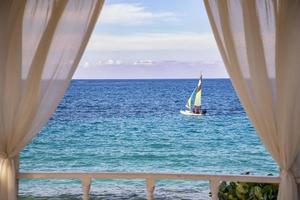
(217, 174, 278, 200)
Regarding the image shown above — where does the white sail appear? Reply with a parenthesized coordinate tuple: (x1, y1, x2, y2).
(185, 78, 202, 111)
(194, 79, 202, 107)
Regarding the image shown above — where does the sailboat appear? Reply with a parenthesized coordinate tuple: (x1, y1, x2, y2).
(180, 74, 206, 116)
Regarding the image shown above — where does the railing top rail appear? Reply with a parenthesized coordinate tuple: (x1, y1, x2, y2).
(18, 172, 287, 183)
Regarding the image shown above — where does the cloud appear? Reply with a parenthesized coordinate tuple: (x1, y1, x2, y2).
(99, 3, 178, 25)
(78, 59, 224, 69)
(103, 59, 115, 65)
(133, 60, 155, 65)
(83, 61, 90, 68)
(74, 59, 228, 79)
(102, 59, 122, 65)
(86, 32, 217, 52)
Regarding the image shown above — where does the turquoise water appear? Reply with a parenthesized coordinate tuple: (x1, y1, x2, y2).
(19, 79, 277, 199)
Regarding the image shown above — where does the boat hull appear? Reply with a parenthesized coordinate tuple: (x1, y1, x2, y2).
(180, 110, 202, 116)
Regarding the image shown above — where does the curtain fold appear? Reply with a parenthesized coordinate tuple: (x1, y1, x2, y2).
(204, 0, 300, 199)
(0, 0, 104, 199)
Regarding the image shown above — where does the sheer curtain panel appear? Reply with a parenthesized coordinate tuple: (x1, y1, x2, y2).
(0, 0, 104, 199)
(204, 0, 300, 199)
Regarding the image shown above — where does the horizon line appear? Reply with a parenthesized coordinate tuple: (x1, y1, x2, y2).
(72, 77, 230, 80)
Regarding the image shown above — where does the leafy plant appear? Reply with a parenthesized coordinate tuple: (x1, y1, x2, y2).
(217, 173, 278, 200)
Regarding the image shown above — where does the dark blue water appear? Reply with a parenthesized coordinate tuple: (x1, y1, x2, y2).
(19, 79, 277, 199)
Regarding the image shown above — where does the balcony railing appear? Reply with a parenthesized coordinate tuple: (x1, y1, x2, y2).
(18, 172, 286, 200)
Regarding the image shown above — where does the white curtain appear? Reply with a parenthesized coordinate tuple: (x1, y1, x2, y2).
(204, 0, 300, 199)
(0, 0, 104, 199)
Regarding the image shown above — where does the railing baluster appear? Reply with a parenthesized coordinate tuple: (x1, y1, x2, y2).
(146, 178, 155, 200)
(81, 177, 91, 200)
(210, 178, 220, 200)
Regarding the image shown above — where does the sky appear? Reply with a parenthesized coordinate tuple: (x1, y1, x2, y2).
(73, 0, 228, 79)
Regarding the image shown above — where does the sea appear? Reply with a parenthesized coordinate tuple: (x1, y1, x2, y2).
(19, 79, 278, 200)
